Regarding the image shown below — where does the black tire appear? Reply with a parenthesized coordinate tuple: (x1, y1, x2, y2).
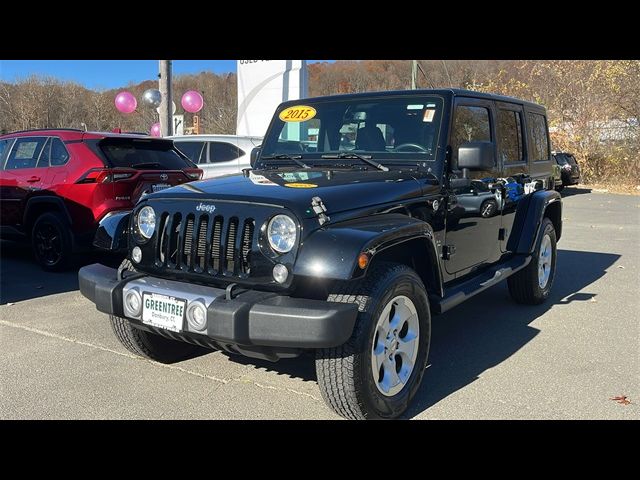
(508, 217, 557, 305)
(315, 262, 431, 420)
(31, 212, 72, 272)
(110, 259, 203, 363)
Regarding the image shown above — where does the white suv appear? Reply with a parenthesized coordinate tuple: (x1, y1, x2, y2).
(168, 134, 262, 179)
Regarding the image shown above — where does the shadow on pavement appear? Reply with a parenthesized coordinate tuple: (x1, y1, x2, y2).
(201, 249, 620, 404)
(404, 249, 619, 418)
(0, 240, 123, 305)
(561, 186, 592, 197)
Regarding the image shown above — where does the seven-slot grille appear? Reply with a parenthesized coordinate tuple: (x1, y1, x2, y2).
(157, 212, 255, 277)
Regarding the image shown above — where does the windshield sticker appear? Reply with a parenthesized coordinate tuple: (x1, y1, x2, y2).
(407, 104, 424, 110)
(249, 171, 277, 186)
(284, 183, 318, 188)
(279, 105, 317, 122)
(423, 109, 436, 123)
(277, 171, 325, 182)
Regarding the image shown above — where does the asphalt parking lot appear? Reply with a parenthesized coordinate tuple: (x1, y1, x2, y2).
(1, 188, 638, 419)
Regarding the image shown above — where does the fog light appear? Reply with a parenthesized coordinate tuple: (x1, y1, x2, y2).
(273, 264, 288, 284)
(132, 246, 142, 263)
(125, 290, 142, 317)
(186, 301, 207, 331)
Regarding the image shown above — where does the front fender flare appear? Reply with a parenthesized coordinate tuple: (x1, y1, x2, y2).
(93, 211, 131, 251)
(294, 214, 443, 293)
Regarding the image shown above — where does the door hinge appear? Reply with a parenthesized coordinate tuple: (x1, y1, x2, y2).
(442, 245, 456, 260)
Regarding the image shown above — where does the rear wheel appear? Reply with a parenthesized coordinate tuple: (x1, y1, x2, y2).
(508, 217, 557, 304)
(31, 212, 72, 272)
(110, 259, 203, 363)
(315, 262, 431, 419)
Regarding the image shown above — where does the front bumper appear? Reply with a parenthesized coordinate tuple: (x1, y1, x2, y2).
(79, 263, 358, 352)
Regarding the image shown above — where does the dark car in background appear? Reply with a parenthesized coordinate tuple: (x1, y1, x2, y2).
(552, 151, 581, 190)
(0, 129, 202, 270)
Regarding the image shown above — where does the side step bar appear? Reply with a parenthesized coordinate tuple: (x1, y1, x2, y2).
(431, 255, 531, 314)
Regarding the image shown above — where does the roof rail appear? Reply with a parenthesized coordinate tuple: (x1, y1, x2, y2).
(5, 128, 84, 135)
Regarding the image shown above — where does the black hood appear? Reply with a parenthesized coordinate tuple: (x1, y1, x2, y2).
(148, 168, 428, 218)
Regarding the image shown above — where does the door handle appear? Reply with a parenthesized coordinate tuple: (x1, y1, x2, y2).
(27, 176, 41, 183)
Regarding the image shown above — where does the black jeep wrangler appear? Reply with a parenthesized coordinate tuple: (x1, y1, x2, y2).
(79, 89, 561, 419)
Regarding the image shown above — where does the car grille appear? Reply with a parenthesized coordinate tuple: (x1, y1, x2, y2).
(156, 211, 255, 277)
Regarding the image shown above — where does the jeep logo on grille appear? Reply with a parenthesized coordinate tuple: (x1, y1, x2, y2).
(195, 203, 216, 214)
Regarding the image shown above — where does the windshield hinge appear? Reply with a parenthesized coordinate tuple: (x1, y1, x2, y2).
(311, 196, 330, 226)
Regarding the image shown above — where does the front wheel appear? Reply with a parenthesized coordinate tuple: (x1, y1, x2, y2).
(315, 262, 431, 420)
(110, 259, 203, 363)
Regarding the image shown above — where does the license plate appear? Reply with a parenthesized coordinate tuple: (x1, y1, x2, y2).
(152, 183, 171, 193)
(142, 292, 186, 332)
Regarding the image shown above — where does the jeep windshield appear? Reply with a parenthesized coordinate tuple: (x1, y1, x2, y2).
(261, 95, 444, 166)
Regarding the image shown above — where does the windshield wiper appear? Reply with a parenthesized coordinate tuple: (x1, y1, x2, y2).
(321, 152, 389, 172)
(261, 154, 310, 169)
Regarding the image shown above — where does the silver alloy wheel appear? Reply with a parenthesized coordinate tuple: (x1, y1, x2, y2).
(538, 233, 552, 289)
(371, 295, 420, 397)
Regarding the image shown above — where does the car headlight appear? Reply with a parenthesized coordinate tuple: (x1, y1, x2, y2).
(267, 214, 297, 253)
(137, 206, 156, 239)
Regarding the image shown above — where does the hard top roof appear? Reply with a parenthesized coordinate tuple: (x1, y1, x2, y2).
(279, 88, 545, 111)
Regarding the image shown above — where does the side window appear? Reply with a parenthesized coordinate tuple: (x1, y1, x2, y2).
(528, 113, 550, 162)
(4, 137, 48, 170)
(210, 142, 243, 163)
(497, 109, 524, 164)
(174, 141, 205, 164)
(50, 138, 70, 166)
(451, 105, 492, 159)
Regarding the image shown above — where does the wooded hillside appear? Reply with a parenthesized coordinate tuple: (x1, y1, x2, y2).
(1, 60, 638, 184)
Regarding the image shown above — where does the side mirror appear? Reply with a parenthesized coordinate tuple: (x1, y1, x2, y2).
(457, 142, 495, 171)
(250, 146, 262, 169)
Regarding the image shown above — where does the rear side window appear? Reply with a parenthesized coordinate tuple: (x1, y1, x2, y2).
(100, 140, 192, 170)
(50, 138, 70, 166)
(528, 113, 550, 162)
(4, 137, 48, 170)
(174, 141, 205, 164)
(210, 141, 243, 163)
(497, 109, 524, 164)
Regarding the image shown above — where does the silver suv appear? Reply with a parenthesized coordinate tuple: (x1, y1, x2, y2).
(169, 134, 262, 179)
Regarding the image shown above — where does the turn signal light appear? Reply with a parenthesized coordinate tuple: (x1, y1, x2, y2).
(358, 253, 369, 270)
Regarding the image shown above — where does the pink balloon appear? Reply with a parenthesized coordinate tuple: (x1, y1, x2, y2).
(115, 91, 137, 114)
(181, 90, 204, 113)
(150, 123, 161, 137)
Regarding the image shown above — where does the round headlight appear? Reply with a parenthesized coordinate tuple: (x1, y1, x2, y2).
(267, 214, 297, 253)
(137, 206, 156, 239)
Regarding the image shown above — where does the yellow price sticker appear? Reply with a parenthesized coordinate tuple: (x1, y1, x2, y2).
(284, 183, 318, 188)
(279, 105, 317, 122)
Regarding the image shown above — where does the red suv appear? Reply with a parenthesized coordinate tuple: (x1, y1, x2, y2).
(0, 129, 202, 270)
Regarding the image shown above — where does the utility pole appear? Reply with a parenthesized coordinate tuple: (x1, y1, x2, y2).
(159, 60, 173, 137)
(411, 60, 418, 89)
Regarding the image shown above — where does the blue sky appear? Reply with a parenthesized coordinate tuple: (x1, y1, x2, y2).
(0, 60, 332, 90)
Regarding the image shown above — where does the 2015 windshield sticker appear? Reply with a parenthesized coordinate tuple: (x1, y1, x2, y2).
(279, 105, 317, 122)
(284, 183, 318, 188)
